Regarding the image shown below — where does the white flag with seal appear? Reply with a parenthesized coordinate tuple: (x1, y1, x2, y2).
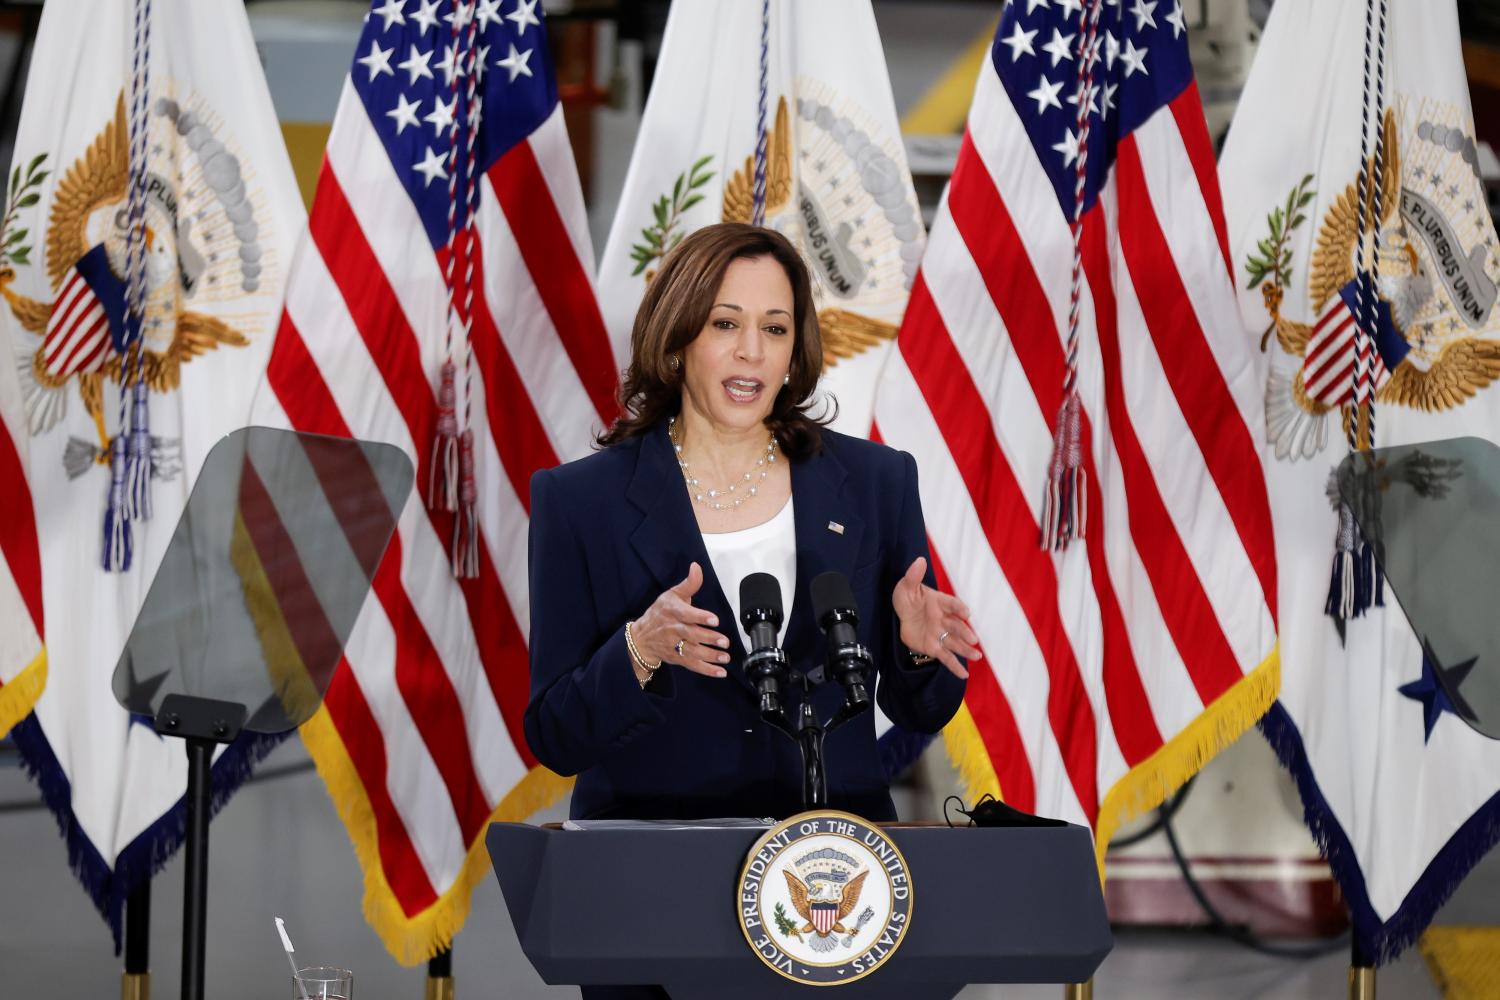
(0, 0, 304, 942)
(596, 0, 924, 438)
(1220, 0, 1500, 962)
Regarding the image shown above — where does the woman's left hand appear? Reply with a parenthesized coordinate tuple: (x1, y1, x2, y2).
(893, 556, 981, 679)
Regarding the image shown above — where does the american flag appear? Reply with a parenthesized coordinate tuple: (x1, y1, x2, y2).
(872, 0, 1279, 852)
(253, 0, 613, 961)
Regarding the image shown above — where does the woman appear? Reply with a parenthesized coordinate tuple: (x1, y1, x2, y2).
(525, 221, 976, 823)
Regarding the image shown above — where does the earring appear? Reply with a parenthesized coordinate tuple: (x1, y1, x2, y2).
(669, 354, 681, 373)
(783, 373, 790, 386)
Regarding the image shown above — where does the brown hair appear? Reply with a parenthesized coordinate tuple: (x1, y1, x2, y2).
(597, 222, 830, 459)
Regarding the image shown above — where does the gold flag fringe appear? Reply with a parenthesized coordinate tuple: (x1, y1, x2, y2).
(300, 708, 574, 965)
(940, 701, 1003, 804)
(941, 643, 1281, 880)
(0, 648, 47, 739)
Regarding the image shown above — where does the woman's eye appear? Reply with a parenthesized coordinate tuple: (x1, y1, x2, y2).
(714, 319, 737, 330)
(766, 326, 788, 336)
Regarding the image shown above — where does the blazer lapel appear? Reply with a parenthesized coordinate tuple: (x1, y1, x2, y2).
(784, 441, 864, 671)
(626, 424, 746, 676)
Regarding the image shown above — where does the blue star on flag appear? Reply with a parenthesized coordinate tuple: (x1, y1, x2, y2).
(1399, 636, 1479, 742)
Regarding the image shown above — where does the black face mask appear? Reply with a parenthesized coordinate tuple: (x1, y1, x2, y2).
(944, 793, 1069, 828)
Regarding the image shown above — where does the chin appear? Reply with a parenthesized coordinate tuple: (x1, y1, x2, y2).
(712, 405, 773, 431)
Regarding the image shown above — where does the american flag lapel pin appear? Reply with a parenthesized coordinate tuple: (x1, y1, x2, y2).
(828, 521, 845, 535)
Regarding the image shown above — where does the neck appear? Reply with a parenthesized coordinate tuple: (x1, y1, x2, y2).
(674, 398, 772, 479)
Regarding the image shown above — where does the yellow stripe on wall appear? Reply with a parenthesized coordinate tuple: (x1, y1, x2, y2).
(900, 18, 999, 135)
(281, 122, 331, 212)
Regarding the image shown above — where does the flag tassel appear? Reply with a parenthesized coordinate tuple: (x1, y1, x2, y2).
(1041, 390, 1087, 551)
(453, 429, 478, 579)
(124, 380, 152, 521)
(428, 360, 460, 512)
(1325, 500, 1384, 623)
(103, 435, 133, 572)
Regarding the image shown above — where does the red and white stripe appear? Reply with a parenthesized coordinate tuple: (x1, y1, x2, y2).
(41, 269, 113, 378)
(257, 79, 613, 914)
(872, 61, 1277, 828)
(0, 362, 43, 727)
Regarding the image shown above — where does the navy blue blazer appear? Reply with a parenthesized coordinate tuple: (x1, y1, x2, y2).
(523, 422, 966, 822)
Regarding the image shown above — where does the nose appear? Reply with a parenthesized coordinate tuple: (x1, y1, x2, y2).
(734, 323, 763, 363)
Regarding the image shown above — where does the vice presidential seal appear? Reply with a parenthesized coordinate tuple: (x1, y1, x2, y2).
(737, 810, 913, 986)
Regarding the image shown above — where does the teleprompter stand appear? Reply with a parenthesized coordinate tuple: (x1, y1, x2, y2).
(112, 428, 412, 1000)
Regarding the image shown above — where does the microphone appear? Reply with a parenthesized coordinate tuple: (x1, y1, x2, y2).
(740, 573, 788, 719)
(811, 571, 873, 713)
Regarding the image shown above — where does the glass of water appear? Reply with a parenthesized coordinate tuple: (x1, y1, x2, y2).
(294, 967, 353, 999)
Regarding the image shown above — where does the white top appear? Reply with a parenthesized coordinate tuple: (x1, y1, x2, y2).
(701, 497, 796, 652)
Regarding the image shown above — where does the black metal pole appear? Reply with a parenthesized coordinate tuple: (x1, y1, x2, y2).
(123, 878, 150, 999)
(798, 695, 827, 808)
(125, 878, 150, 972)
(181, 737, 213, 1000)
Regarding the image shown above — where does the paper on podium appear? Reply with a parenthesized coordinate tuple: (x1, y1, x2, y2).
(561, 818, 775, 831)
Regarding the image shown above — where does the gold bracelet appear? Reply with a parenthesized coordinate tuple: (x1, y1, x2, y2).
(625, 621, 662, 674)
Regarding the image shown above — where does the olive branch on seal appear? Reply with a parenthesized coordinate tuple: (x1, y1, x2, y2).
(629, 155, 714, 277)
(0, 153, 48, 268)
(773, 901, 801, 940)
(1244, 173, 1314, 350)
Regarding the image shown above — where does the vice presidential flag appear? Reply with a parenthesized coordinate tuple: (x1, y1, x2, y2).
(0, 0, 304, 940)
(1221, 0, 1500, 962)
(251, 0, 615, 963)
(873, 0, 1280, 857)
(596, 0, 925, 439)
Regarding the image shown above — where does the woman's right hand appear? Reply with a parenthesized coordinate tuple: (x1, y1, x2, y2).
(630, 562, 732, 678)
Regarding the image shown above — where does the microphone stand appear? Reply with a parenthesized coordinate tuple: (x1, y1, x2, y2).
(759, 662, 869, 809)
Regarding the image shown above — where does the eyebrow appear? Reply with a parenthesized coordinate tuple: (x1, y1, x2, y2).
(712, 303, 792, 317)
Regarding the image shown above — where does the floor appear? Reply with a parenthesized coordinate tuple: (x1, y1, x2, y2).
(0, 737, 1474, 1000)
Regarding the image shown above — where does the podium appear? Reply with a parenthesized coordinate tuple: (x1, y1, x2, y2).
(487, 821, 1112, 999)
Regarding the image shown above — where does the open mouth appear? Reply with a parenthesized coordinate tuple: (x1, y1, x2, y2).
(723, 377, 764, 403)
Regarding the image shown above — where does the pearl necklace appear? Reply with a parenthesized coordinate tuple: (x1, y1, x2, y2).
(669, 416, 777, 511)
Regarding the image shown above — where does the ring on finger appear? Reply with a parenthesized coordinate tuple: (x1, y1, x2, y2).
(674, 639, 685, 657)
(938, 630, 950, 648)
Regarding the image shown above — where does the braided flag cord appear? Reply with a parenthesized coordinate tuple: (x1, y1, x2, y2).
(104, 0, 155, 571)
(429, 6, 470, 517)
(455, 3, 484, 578)
(1039, 0, 1104, 552)
(751, 0, 770, 227)
(424, 1, 485, 579)
(1325, 0, 1392, 623)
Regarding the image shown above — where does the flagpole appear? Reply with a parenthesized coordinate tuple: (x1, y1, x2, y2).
(425, 947, 453, 1000)
(122, 880, 150, 1000)
(1348, 939, 1376, 1000)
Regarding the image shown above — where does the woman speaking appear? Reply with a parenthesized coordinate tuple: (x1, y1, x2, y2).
(524, 221, 975, 830)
